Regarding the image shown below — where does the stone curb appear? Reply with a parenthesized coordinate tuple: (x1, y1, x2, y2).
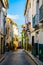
(0, 55, 6, 63)
(0, 51, 12, 63)
(23, 50, 39, 65)
(0, 52, 10, 63)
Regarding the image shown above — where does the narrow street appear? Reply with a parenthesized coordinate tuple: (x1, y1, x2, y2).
(0, 0, 43, 64)
(0, 49, 36, 65)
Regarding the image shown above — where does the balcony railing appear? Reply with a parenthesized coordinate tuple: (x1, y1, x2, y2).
(39, 5, 43, 23)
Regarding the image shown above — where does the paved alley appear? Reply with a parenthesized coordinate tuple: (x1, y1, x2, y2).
(0, 49, 36, 65)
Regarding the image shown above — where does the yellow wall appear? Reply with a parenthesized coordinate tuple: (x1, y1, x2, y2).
(13, 41, 18, 47)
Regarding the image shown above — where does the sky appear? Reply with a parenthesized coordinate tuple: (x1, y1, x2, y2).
(7, 0, 26, 36)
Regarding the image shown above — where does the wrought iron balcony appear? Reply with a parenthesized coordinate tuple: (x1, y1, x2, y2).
(39, 5, 43, 23)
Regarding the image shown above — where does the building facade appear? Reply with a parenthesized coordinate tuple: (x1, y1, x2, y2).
(24, 0, 43, 61)
(24, 0, 32, 51)
(0, 0, 9, 54)
(32, 0, 43, 61)
(6, 18, 13, 51)
(21, 24, 26, 49)
(12, 22, 18, 50)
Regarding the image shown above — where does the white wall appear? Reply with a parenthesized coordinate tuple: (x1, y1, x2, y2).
(13, 25, 18, 36)
(33, 29, 43, 44)
(34, 33, 39, 43)
(0, 10, 4, 34)
(25, 15, 28, 23)
(39, 0, 42, 8)
(29, 34, 32, 44)
(33, 0, 37, 17)
(39, 29, 43, 44)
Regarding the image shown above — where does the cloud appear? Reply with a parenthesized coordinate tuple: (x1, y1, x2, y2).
(7, 14, 19, 20)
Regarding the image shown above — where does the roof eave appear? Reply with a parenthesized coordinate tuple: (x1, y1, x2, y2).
(24, 0, 28, 16)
